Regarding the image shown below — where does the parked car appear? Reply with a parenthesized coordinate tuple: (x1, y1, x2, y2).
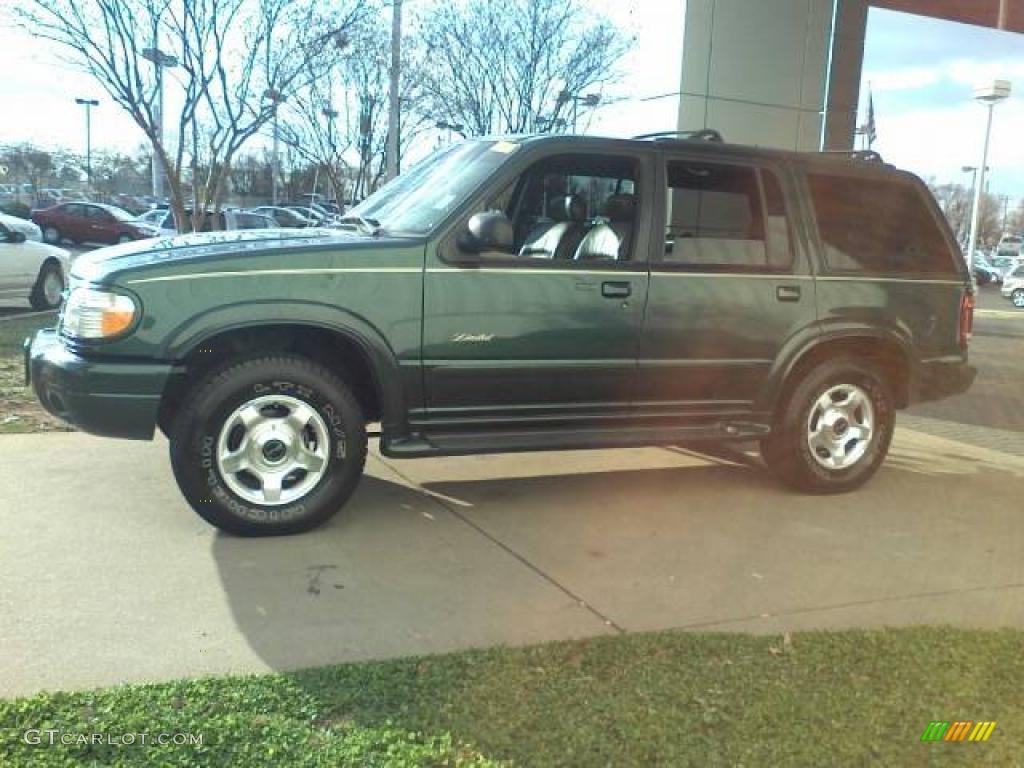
(26, 133, 976, 536)
(0, 211, 42, 242)
(973, 254, 1001, 286)
(149, 208, 277, 236)
(1001, 264, 1024, 309)
(136, 208, 169, 227)
(0, 217, 70, 309)
(996, 234, 1022, 257)
(284, 204, 331, 226)
(249, 206, 315, 228)
(991, 254, 1022, 280)
(31, 202, 160, 245)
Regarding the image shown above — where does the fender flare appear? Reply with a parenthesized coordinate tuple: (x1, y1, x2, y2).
(758, 321, 914, 413)
(161, 300, 407, 431)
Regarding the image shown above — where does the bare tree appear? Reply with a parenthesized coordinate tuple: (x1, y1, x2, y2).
(416, 0, 630, 136)
(15, 0, 365, 231)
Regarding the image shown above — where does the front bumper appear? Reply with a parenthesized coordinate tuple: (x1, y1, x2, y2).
(909, 358, 977, 404)
(25, 329, 174, 440)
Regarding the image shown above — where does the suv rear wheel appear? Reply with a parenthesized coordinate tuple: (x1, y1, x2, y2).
(169, 355, 367, 536)
(761, 358, 894, 493)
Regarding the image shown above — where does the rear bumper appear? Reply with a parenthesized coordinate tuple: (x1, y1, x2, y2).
(26, 329, 174, 440)
(909, 358, 977, 404)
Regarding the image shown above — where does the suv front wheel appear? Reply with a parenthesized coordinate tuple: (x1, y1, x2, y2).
(761, 358, 894, 493)
(170, 355, 368, 536)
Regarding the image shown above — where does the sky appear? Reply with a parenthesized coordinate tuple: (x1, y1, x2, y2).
(0, 1, 1021, 200)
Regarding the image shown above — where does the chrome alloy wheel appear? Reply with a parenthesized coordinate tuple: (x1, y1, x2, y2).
(1013, 290, 1024, 309)
(216, 394, 331, 506)
(806, 383, 875, 470)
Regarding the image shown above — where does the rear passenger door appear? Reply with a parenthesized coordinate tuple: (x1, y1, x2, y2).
(636, 154, 817, 419)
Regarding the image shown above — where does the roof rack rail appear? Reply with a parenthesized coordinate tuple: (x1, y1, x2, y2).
(820, 149, 885, 163)
(632, 129, 724, 143)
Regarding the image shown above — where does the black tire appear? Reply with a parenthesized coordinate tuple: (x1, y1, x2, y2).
(760, 357, 894, 494)
(29, 261, 64, 310)
(42, 225, 61, 245)
(169, 355, 368, 536)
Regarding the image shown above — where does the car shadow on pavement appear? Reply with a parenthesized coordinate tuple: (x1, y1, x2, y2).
(209, 440, 1024, 685)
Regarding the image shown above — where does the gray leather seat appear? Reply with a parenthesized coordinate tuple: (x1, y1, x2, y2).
(574, 194, 636, 261)
(519, 195, 588, 259)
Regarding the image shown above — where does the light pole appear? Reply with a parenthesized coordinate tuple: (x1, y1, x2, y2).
(386, 0, 403, 181)
(435, 121, 464, 145)
(322, 107, 338, 202)
(74, 98, 99, 188)
(558, 92, 601, 133)
(264, 89, 285, 204)
(966, 80, 1011, 271)
(142, 45, 179, 200)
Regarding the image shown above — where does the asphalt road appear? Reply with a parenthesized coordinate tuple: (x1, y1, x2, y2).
(909, 287, 1024, 433)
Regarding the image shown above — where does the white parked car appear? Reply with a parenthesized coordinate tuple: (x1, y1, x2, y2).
(0, 217, 71, 309)
(149, 208, 278, 236)
(0, 212, 43, 242)
(1001, 264, 1024, 309)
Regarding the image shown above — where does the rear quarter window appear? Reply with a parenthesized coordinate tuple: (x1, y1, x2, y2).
(807, 172, 958, 277)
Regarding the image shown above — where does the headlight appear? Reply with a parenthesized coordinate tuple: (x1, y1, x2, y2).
(61, 287, 138, 340)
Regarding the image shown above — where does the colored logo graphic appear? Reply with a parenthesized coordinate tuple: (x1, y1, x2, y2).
(921, 721, 996, 742)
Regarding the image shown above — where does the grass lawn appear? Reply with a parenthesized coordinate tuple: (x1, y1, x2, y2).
(0, 311, 70, 434)
(2, 626, 1022, 767)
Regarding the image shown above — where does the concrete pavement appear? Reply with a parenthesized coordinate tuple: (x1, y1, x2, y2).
(1, 426, 1023, 698)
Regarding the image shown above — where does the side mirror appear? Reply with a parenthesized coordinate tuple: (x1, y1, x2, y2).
(458, 211, 514, 255)
(5, 230, 26, 244)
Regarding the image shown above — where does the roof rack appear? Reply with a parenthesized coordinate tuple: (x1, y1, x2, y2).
(820, 149, 885, 163)
(632, 129, 725, 143)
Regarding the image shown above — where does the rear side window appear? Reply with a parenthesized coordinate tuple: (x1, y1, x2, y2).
(807, 173, 957, 276)
(663, 161, 793, 271)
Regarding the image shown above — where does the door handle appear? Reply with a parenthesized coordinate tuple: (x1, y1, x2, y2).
(776, 285, 801, 302)
(601, 281, 631, 299)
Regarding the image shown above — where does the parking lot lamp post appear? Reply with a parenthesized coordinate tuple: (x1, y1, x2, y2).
(74, 98, 99, 188)
(322, 107, 338, 200)
(142, 46, 179, 199)
(558, 92, 601, 133)
(264, 89, 285, 204)
(966, 80, 1011, 272)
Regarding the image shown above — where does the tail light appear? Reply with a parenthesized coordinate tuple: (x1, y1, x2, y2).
(958, 292, 975, 346)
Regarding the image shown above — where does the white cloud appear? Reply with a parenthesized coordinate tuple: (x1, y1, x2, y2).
(874, 98, 1024, 195)
(866, 67, 940, 92)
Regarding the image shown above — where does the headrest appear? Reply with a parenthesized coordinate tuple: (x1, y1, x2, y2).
(603, 194, 636, 222)
(547, 194, 586, 223)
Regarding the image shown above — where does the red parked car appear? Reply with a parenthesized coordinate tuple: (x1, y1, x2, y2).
(31, 202, 159, 246)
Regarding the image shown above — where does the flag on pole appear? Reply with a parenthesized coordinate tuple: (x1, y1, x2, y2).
(865, 88, 877, 147)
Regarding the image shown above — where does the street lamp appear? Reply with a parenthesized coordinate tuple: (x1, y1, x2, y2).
(74, 98, 99, 188)
(558, 91, 601, 133)
(263, 88, 285, 204)
(142, 45, 179, 199)
(435, 121, 464, 145)
(966, 80, 1011, 271)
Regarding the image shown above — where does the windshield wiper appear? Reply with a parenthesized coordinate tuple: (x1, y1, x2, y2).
(337, 215, 381, 236)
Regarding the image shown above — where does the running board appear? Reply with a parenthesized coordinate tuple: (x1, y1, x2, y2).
(381, 422, 770, 459)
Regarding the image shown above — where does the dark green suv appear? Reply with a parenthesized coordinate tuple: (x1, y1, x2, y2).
(26, 134, 976, 535)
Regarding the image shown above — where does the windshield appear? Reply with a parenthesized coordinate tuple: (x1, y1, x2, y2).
(347, 140, 519, 234)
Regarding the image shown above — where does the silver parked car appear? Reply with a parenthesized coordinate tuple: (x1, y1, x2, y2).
(1001, 264, 1024, 309)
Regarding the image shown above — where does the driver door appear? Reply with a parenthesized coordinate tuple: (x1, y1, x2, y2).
(421, 149, 654, 430)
